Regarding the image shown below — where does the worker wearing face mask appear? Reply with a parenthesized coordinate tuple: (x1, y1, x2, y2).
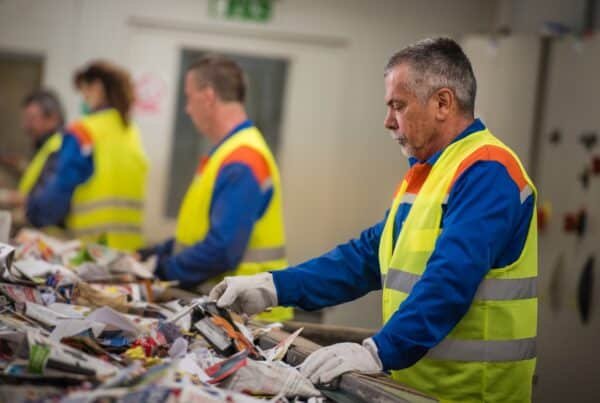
(27, 61, 149, 251)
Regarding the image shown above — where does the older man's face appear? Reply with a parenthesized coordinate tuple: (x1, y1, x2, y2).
(383, 64, 438, 160)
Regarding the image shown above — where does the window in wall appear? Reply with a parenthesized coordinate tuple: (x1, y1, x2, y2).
(165, 49, 288, 218)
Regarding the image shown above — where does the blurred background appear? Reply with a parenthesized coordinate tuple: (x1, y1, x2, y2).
(1, 0, 599, 400)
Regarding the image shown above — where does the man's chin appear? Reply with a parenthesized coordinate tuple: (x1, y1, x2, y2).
(399, 144, 412, 158)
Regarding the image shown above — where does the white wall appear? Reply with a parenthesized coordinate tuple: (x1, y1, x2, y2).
(462, 35, 541, 170)
(533, 35, 600, 403)
(0, 0, 497, 328)
(494, 0, 587, 33)
(462, 30, 600, 402)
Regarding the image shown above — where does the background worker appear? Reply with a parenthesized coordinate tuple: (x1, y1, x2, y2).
(211, 37, 537, 402)
(0, 89, 65, 212)
(19, 89, 65, 199)
(140, 55, 292, 322)
(26, 61, 148, 251)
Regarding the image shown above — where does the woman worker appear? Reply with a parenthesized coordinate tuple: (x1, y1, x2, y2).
(26, 61, 149, 251)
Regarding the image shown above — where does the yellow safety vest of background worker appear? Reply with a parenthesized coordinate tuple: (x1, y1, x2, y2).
(18, 132, 62, 196)
(10, 90, 65, 235)
(209, 37, 538, 402)
(26, 61, 148, 251)
(12, 90, 65, 203)
(144, 54, 292, 322)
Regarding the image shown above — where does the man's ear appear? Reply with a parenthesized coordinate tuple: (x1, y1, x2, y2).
(202, 86, 217, 105)
(434, 88, 453, 120)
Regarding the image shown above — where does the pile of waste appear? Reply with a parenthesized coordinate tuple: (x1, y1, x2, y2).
(0, 229, 322, 402)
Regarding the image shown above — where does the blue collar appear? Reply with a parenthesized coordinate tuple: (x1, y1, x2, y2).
(208, 119, 254, 156)
(408, 118, 485, 167)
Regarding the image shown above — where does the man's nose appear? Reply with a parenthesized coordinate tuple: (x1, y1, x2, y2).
(384, 109, 396, 130)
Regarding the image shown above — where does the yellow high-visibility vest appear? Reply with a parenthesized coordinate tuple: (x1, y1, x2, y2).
(379, 128, 537, 402)
(18, 132, 62, 195)
(175, 126, 292, 322)
(65, 109, 148, 251)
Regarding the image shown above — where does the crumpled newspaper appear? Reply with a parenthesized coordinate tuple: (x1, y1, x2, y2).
(221, 359, 321, 398)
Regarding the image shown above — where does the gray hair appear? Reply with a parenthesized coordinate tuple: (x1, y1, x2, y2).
(22, 89, 65, 127)
(385, 37, 476, 116)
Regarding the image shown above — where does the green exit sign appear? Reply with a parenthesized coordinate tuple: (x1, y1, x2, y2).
(209, 0, 274, 23)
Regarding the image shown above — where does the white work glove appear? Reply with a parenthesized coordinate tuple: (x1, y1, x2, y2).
(209, 273, 277, 316)
(300, 339, 383, 385)
(222, 359, 321, 397)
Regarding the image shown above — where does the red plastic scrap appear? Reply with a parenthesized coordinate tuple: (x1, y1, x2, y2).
(205, 350, 249, 384)
(132, 336, 158, 356)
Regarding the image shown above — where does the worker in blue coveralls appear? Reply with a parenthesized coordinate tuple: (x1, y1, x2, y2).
(26, 61, 148, 251)
(139, 55, 292, 322)
(0, 90, 65, 212)
(210, 38, 538, 403)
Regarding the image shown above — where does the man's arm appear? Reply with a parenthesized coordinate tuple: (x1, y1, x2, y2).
(156, 155, 272, 287)
(372, 161, 535, 370)
(26, 134, 93, 227)
(272, 216, 384, 311)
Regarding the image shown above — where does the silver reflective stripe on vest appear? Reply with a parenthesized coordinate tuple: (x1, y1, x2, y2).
(426, 337, 536, 362)
(399, 194, 448, 205)
(520, 185, 533, 204)
(385, 269, 537, 300)
(72, 198, 144, 214)
(260, 177, 274, 193)
(242, 246, 286, 263)
(401, 193, 417, 204)
(72, 223, 142, 237)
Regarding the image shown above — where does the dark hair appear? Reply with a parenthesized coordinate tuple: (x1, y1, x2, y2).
(385, 37, 477, 116)
(22, 89, 65, 127)
(187, 54, 246, 103)
(74, 60, 135, 124)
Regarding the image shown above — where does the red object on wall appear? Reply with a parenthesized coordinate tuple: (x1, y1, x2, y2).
(564, 213, 577, 232)
(564, 209, 587, 237)
(592, 156, 600, 175)
(538, 206, 549, 232)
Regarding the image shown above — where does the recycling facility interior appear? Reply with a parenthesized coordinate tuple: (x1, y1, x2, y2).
(1, 0, 600, 401)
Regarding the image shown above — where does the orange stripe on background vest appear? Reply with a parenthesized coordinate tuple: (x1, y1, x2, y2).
(68, 122, 94, 148)
(450, 145, 528, 191)
(196, 156, 209, 175)
(221, 146, 271, 186)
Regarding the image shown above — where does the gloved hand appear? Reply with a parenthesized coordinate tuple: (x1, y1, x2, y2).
(136, 239, 174, 262)
(300, 339, 383, 384)
(209, 273, 278, 316)
(222, 359, 320, 397)
(135, 246, 158, 262)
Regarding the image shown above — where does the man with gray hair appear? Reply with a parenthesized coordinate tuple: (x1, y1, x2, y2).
(211, 38, 537, 402)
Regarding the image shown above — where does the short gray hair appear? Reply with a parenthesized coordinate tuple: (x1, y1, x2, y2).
(22, 89, 65, 127)
(385, 37, 476, 116)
